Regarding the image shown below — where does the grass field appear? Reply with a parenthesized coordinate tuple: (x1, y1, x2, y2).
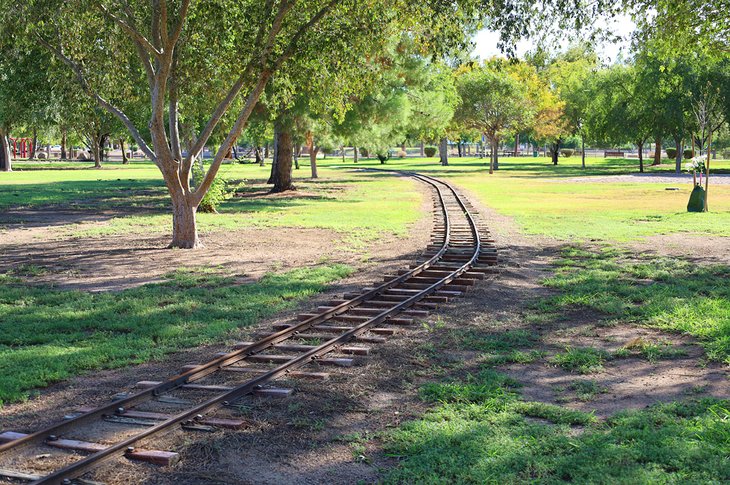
(385, 369, 729, 483)
(0, 264, 352, 405)
(344, 155, 730, 241)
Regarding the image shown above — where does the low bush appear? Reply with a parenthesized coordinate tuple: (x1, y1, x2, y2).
(684, 149, 695, 159)
(666, 148, 677, 159)
(397, 150, 407, 158)
(193, 166, 233, 213)
(424, 146, 437, 157)
(722, 150, 730, 160)
(560, 149, 575, 157)
(359, 147, 369, 158)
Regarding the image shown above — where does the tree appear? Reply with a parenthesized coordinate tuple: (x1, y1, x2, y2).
(586, 65, 654, 172)
(454, 62, 532, 173)
(546, 44, 598, 169)
(15, 0, 430, 247)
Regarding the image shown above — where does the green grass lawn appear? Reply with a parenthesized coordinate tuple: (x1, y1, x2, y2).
(0, 161, 423, 249)
(0, 264, 352, 405)
(539, 246, 730, 365)
(385, 368, 730, 484)
(334, 155, 730, 242)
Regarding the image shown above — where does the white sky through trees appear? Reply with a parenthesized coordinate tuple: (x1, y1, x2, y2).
(472, 13, 637, 64)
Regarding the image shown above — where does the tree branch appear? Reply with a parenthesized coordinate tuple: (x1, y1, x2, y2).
(36, 34, 156, 161)
(168, 0, 191, 47)
(98, 3, 162, 56)
(193, 71, 272, 204)
(181, 0, 282, 168)
(273, 0, 342, 70)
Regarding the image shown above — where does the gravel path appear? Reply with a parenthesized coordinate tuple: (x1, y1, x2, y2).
(557, 173, 730, 185)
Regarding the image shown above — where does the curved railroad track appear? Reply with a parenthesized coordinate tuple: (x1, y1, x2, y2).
(0, 171, 498, 485)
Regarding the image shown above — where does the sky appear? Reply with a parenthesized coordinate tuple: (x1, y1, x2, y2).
(472, 14, 637, 65)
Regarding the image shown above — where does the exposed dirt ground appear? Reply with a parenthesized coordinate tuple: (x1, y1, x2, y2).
(1, 182, 728, 484)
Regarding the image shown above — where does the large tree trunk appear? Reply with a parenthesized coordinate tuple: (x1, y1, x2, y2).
(353, 146, 358, 164)
(270, 123, 294, 192)
(170, 191, 200, 249)
(419, 141, 424, 157)
(489, 139, 498, 174)
(91, 131, 102, 168)
(120, 138, 129, 164)
(307, 132, 319, 178)
(0, 129, 12, 172)
(653, 137, 662, 165)
(581, 136, 586, 169)
(255, 146, 264, 166)
(310, 147, 319, 178)
(637, 140, 644, 173)
(61, 129, 67, 160)
(439, 137, 449, 166)
(493, 138, 500, 170)
(551, 140, 561, 165)
(514, 133, 520, 157)
(457, 142, 462, 157)
(674, 137, 683, 173)
(29, 127, 37, 160)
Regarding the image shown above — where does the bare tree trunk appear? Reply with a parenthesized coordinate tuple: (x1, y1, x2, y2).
(91, 131, 102, 168)
(353, 146, 358, 164)
(457, 142, 462, 157)
(120, 138, 129, 164)
(551, 141, 561, 165)
(255, 146, 264, 166)
(653, 136, 662, 165)
(674, 137, 683, 173)
(307, 132, 318, 178)
(581, 136, 586, 169)
(264, 143, 269, 159)
(637, 140, 644, 173)
(29, 127, 37, 160)
(494, 138, 500, 170)
(61, 129, 68, 160)
(270, 123, 294, 192)
(169, 188, 200, 249)
(514, 133, 520, 157)
(310, 147, 319, 178)
(0, 129, 12, 172)
(439, 137, 449, 166)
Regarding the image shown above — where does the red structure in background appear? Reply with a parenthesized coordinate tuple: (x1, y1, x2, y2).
(9, 137, 33, 158)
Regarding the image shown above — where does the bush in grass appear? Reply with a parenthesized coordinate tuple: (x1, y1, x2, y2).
(560, 149, 575, 157)
(397, 150, 407, 158)
(359, 147, 369, 158)
(666, 148, 677, 159)
(424, 146, 437, 157)
(193, 166, 233, 213)
(684, 149, 695, 159)
(722, 150, 730, 160)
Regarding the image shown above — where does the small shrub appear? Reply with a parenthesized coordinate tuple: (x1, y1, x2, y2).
(359, 147, 369, 158)
(424, 146, 437, 157)
(666, 147, 677, 159)
(193, 166, 233, 213)
(397, 150, 407, 158)
(721, 150, 730, 160)
(560, 149, 575, 157)
(684, 149, 695, 159)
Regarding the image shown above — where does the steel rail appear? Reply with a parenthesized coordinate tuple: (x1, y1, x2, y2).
(14, 172, 482, 485)
(0, 174, 450, 461)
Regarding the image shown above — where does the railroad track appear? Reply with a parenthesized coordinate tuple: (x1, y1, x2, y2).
(0, 172, 498, 484)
